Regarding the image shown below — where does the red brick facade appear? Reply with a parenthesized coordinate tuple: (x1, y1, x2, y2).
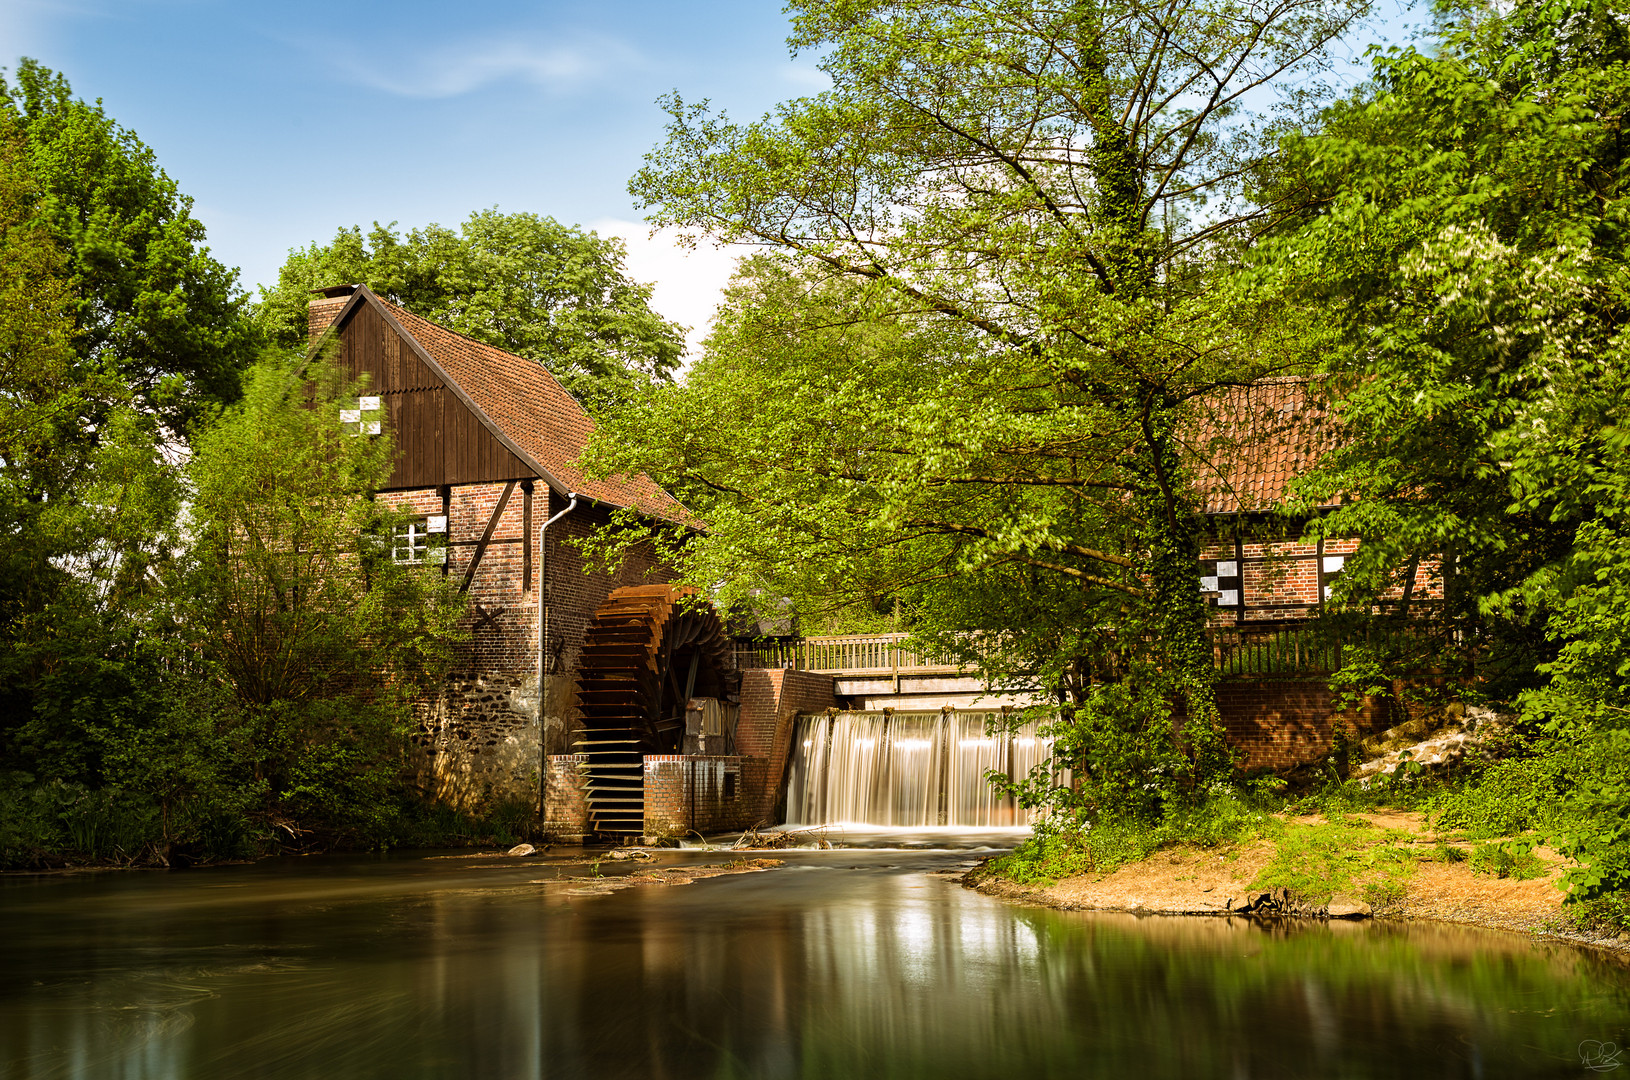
(396, 483, 675, 810)
(1217, 679, 1396, 773)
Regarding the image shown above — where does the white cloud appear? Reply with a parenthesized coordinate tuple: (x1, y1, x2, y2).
(779, 62, 831, 89)
(320, 33, 640, 99)
(592, 219, 747, 363)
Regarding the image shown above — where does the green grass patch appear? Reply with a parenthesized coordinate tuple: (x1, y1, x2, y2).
(984, 820, 1160, 886)
(985, 789, 1281, 887)
(1250, 817, 1417, 910)
(1423, 838, 1468, 863)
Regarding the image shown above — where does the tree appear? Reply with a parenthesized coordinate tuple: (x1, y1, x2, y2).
(1254, 0, 1630, 915)
(595, 0, 1371, 822)
(0, 115, 84, 641)
(256, 210, 685, 415)
(176, 355, 468, 836)
(1252, 0, 1630, 683)
(0, 59, 257, 434)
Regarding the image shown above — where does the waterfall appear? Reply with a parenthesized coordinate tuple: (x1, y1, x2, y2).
(784, 711, 1054, 827)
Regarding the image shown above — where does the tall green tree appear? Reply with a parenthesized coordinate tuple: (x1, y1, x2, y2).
(0, 59, 257, 433)
(256, 210, 685, 415)
(177, 356, 468, 835)
(1254, 0, 1630, 911)
(597, 0, 1370, 820)
(1256, 0, 1630, 688)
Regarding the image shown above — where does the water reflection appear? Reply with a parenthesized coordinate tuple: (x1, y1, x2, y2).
(2, 851, 1626, 1079)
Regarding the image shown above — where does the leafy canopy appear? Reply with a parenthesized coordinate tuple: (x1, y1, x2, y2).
(595, 0, 1371, 823)
(0, 59, 256, 433)
(257, 210, 685, 415)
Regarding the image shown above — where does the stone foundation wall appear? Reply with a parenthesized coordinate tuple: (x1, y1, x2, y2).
(412, 671, 541, 810)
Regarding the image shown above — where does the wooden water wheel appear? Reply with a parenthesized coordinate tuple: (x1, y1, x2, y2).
(571, 584, 736, 835)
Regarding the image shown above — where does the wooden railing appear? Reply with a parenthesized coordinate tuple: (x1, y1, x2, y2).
(733, 633, 970, 676)
(735, 620, 1463, 679)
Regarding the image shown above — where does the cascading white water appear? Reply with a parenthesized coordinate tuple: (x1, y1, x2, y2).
(784, 711, 1054, 827)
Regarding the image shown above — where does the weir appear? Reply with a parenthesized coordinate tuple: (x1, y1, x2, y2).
(785, 710, 1053, 827)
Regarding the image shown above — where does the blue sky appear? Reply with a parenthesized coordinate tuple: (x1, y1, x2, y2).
(4, 0, 1423, 354)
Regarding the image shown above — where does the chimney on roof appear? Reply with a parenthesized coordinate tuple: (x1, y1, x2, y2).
(307, 284, 360, 344)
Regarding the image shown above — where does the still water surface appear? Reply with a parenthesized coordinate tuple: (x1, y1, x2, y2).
(3, 833, 1627, 1079)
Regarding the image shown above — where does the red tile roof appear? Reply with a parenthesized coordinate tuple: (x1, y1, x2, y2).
(371, 295, 694, 527)
(1189, 377, 1340, 515)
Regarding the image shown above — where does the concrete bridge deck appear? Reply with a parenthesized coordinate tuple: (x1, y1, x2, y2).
(733, 634, 1039, 710)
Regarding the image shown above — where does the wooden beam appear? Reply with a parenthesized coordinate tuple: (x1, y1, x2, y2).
(522, 480, 534, 595)
(460, 480, 517, 595)
(439, 485, 451, 578)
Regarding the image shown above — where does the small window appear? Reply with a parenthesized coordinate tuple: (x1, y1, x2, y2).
(392, 518, 433, 564)
(723, 772, 737, 801)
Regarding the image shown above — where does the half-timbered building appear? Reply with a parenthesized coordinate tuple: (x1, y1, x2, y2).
(306, 285, 692, 813)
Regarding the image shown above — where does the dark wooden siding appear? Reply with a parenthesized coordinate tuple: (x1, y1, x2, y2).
(330, 301, 533, 491)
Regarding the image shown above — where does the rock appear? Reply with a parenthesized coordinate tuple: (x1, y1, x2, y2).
(1327, 895, 1372, 919)
(505, 843, 536, 857)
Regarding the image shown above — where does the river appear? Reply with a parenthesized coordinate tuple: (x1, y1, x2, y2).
(3, 833, 1627, 1079)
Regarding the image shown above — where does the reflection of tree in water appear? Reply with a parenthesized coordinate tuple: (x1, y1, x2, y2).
(5, 867, 1628, 1079)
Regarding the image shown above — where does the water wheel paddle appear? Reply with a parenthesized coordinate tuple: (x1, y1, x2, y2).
(571, 585, 734, 836)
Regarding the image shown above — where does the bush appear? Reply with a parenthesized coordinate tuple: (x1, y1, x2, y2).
(1468, 838, 1547, 880)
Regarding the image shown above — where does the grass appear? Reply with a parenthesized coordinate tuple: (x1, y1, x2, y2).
(1249, 815, 1418, 911)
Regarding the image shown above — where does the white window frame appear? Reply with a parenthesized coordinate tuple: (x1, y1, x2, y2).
(392, 517, 434, 564)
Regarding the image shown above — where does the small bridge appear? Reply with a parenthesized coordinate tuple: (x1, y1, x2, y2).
(733, 620, 1457, 708)
(732, 633, 1030, 709)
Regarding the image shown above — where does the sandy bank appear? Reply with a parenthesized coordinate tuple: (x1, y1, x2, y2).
(964, 812, 1630, 957)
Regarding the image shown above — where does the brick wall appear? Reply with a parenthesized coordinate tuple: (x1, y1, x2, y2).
(1217, 678, 1396, 773)
(1198, 535, 1443, 614)
(544, 754, 591, 838)
(396, 483, 676, 811)
(643, 755, 751, 837)
(736, 669, 837, 824)
(309, 295, 347, 340)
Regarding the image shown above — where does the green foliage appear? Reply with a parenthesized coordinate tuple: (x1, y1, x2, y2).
(1429, 754, 1560, 839)
(1468, 838, 1547, 881)
(0, 350, 472, 866)
(174, 353, 469, 840)
(255, 211, 683, 415)
(0, 59, 255, 433)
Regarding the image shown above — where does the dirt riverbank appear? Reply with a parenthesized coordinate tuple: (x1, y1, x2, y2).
(964, 811, 1630, 957)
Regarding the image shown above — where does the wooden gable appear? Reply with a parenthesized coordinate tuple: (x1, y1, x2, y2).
(326, 297, 537, 491)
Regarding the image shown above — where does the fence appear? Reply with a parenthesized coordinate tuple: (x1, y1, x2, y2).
(736, 620, 1464, 679)
(733, 633, 968, 675)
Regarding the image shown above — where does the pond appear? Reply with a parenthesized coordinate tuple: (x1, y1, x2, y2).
(2, 835, 1627, 1079)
